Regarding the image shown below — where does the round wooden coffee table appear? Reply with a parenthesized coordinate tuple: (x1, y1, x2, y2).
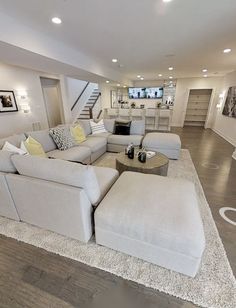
(116, 152, 169, 176)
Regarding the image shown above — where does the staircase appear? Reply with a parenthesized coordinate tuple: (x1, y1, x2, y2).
(78, 88, 101, 119)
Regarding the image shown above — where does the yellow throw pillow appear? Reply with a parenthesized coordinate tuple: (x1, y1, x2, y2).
(70, 125, 86, 144)
(24, 136, 47, 158)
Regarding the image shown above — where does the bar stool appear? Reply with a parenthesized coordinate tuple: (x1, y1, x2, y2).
(157, 109, 171, 131)
(145, 108, 157, 130)
(118, 108, 131, 120)
(130, 108, 145, 120)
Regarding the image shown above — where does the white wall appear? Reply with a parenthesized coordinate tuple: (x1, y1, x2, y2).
(213, 71, 236, 146)
(0, 63, 50, 138)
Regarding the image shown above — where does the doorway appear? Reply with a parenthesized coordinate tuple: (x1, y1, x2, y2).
(40, 77, 63, 128)
(184, 89, 212, 127)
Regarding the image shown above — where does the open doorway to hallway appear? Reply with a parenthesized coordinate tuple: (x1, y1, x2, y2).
(40, 77, 64, 128)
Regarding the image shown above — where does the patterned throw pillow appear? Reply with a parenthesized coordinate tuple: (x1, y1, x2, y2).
(49, 127, 76, 150)
(90, 119, 107, 135)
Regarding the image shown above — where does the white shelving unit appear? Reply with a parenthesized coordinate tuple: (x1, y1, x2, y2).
(184, 89, 212, 126)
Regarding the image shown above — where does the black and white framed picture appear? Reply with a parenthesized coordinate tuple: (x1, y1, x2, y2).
(0, 90, 18, 113)
(222, 87, 236, 118)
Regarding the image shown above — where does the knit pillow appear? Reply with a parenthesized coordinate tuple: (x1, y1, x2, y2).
(49, 127, 76, 150)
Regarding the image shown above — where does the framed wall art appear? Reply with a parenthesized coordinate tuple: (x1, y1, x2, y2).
(0, 90, 18, 113)
(222, 87, 236, 118)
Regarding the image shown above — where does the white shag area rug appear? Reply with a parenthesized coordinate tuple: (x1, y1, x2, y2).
(0, 150, 235, 308)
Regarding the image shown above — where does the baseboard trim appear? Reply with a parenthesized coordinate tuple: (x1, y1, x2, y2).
(212, 128, 236, 147)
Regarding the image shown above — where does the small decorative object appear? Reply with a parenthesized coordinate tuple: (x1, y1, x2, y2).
(222, 87, 236, 118)
(0, 91, 18, 113)
(140, 104, 145, 109)
(127, 143, 134, 159)
(157, 102, 161, 108)
(138, 151, 146, 163)
(131, 102, 136, 108)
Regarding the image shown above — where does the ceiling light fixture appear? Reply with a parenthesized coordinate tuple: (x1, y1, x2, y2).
(123, 85, 127, 88)
(163, 0, 173, 2)
(168, 67, 174, 71)
(52, 17, 62, 24)
(112, 58, 118, 63)
(203, 74, 208, 78)
(169, 76, 173, 79)
(117, 83, 121, 87)
(140, 77, 144, 80)
(158, 74, 163, 77)
(223, 48, 231, 53)
(202, 69, 208, 73)
(137, 75, 141, 78)
(106, 80, 110, 83)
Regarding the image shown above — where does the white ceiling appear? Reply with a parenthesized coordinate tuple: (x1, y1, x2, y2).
(1, 0, 236, 81)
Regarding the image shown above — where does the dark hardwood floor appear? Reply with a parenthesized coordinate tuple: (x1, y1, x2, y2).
(0, 127, 235, 308)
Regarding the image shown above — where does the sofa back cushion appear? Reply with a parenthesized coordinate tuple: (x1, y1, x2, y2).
(25, 130, 57, 152)
(11, 155, 101, 205)
(0, 151, 17, 173)
(103, 119, 115, 133)
(130, 120, 145, 135)
(77, 120, 92, 136)
(0, 134, 26, 149)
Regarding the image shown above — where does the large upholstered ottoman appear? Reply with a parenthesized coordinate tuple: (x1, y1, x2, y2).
(95, 172, 205, 277)
(142, 132, 181, 159)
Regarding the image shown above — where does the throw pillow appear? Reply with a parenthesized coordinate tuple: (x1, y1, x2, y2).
(2, 141, 27, 155)
(70, 125, 86, 144)
(114, 121, 131, 135)
(49, 127, 76, 150)
(0, 150, 17, 173)
(90, 119, 107, 135)
(24, 136, 47, 158)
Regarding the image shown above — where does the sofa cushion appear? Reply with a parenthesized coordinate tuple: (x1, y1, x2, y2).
(11, 155, 101, 205)
(49, 127, 76, 150)
(93, 166, 119, 206)
(0, 134, 26, 149)
(90, 132, 112, 139)
(81, 136, 107, 153)
(77, 120, 92, 136)
(25, 130, 57, 152)
(103, 119, 115, 133)
(24, 136, 47, 158)
(107, 134, 143, 146)
(47, 146, 91, 163)
(143, 133, 181, 150)
(130, 120, 145, 135)
(0, 151, 17, 173)
(2, 141, 27, 155)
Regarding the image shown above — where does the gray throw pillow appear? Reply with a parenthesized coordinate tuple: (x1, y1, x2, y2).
(0, 150, 17, 173)
(49, 127, 76, 151)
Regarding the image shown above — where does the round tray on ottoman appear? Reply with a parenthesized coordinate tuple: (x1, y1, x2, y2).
(116, 151, 169, 176)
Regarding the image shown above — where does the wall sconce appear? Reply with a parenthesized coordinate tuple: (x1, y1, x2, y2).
(217, 92, 225, 109)
(21, 103, 31, 113)
(17, 89, 28, 100)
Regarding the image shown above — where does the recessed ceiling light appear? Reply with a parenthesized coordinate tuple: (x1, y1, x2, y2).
(112, 58, 118, 63)
(169, 76, 173, 79)
(202, 69, 208, 73)
(117, 83, 121, 87)
(137, 75, 141, 78)
(158, 74, 163, 77)
(168, 67, 174, 71)
(140, 77, 144, 80)
(52, 17, 62, 24)
(106, 80, 110, 83)
(123, 85, 127, 88)
(163, 0, 173, 2)
(223, 48, 231, 53)
(203, 74, 208, 78)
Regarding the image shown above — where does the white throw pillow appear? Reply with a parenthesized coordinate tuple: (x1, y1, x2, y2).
(2, 141, 27, 155)
(90, 119, 107, 135)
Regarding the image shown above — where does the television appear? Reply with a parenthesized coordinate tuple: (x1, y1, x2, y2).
(128, 87, 163, 99)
